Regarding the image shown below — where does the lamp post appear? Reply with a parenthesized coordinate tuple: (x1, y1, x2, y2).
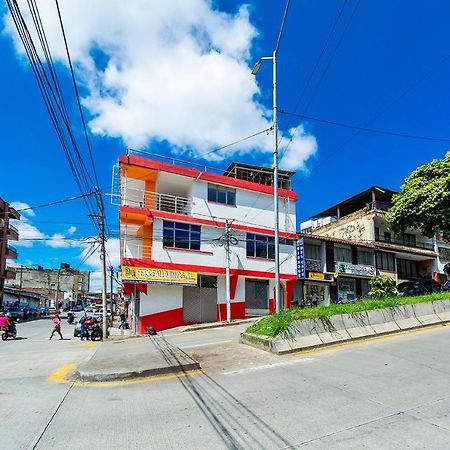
(251, 52, 281, 314)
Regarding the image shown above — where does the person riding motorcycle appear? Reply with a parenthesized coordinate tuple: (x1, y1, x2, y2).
(0, 312, 15, 336)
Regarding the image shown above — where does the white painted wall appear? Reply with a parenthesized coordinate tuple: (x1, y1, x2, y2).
(190, 180, 296, 233)
(139, 284, 183, 316)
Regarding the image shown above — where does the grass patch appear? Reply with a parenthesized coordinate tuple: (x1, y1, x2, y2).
(246, 292, 450, 337)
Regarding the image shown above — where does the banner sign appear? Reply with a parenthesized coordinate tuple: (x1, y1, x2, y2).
(296, 238, 306, 279)
(122, 266, 198, 285)
(335, 262, 376, 277)
(308, 272, 325, 280)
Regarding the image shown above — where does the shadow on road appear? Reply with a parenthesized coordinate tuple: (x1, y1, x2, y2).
(149, 333, 293, 450)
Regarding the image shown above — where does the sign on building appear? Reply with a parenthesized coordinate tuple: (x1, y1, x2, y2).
(296, 238, 306, 279)
(122, 266, 198, 285)
(335, 262, 376, 277)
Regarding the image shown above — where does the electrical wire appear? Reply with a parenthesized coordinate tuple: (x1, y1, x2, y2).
(14, 192, 95, 212)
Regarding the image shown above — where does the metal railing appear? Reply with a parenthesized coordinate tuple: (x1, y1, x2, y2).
(375, 235, 434, 250)
(305, 259, 322, 272)
(119, 187, 192, 215)
(7, 245, 17, 253)
(8, 224, 18, 234)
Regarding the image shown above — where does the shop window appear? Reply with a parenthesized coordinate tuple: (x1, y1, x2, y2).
(163, 221, 201, 250)
(246, 233, 275, 259)
(397, 259, 418, 279)
(358, 250, 374, 266)
(338, 279, 356, 303)
(375, 252, 395, 271)
(207, 184, 236, 206)
(334, 246, 352, 263)
(198, 275, 217, 288)
(305, 244, 321, 260)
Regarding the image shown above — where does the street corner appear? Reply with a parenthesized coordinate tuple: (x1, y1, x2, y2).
(47, 363, 76, 385)
(70, 341, 97, 348)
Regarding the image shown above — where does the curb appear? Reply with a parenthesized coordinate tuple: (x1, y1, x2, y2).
(73, 361, 201, 382)
(181, 317, 259, 332)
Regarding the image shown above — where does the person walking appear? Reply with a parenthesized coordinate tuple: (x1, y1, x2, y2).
(79, 315, 87, 341)
(49, 313, 63, 340)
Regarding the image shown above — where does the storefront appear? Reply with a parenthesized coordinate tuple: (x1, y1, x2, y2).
(334, 261, 374, 303)
(296, 271, 332, 307)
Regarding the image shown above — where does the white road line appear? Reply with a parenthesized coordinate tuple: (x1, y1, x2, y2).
(182, 339, 233, 349)
(223, 358, 313, 376)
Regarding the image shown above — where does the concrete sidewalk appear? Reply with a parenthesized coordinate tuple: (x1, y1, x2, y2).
(74, 335, 200, 382)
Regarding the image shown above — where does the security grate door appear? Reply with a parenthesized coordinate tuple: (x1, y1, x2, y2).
(183, 276, 217, 323)
(245, 279, 269, 316)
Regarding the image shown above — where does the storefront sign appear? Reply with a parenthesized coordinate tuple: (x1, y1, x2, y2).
(308, 272, 325, 280)
(296, 238, 306, 279)
(335, 262, 376, 277)
(122, 266, 198, 285)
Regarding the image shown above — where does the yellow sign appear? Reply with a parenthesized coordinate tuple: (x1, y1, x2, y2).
(122, 266, 198, 285)
(308, 272, 325, 280)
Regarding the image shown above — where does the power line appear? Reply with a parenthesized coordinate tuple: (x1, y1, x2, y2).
(275, 0, 292, 54)
(14, 192, 95, 212)
(278, 109, 450, 143)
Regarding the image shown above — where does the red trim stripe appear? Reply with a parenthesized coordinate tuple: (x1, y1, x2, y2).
(120, 155, 298, 200)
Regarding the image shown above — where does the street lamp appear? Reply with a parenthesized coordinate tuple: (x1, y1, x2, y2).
(251, 51, 281, 314)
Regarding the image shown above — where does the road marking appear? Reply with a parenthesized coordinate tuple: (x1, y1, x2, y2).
(70, 342, 97, 348)
(47, 363, 202, 387)
(182, 339, 232, 349)
(287, 323, 450, 358)
(223, 358, 312, 376)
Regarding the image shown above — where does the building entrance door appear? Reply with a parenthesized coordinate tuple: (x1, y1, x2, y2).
(245, 279, 269, 316)
(182, 275, 217, 323)
(304, 282, 328, 306)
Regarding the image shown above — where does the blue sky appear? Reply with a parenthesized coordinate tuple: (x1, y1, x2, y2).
(1, 1, 449, 285)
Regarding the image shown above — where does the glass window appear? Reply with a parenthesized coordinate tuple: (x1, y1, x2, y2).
(376, 252, 395, 271)
(207, 184, 236, 206)
(358, 250, 374, 266)
(246, 233, 275, 259)
(397, 258, 418, 278)
(361, 279, 370, 298)
(305, 244, 321, 260)
(335, 246, 352, 263)
(337, 279, 356, 303)
(163, 221, 201, 250)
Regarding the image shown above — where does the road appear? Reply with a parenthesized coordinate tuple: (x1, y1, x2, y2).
(2, 318, 450, 449)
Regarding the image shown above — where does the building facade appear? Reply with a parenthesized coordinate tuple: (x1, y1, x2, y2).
(118, 153, 298, 333)
(0, 198, 20, 309)
(300, 187, 438, 291)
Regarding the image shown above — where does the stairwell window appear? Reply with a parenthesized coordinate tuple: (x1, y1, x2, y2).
(207, 184, 236, 206)
(163, 221, 201, 250)
(246, 233, 275, 259)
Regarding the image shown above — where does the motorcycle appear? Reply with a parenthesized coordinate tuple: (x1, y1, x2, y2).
(0, 323, 17, 341)
(83, 318, 103, 341)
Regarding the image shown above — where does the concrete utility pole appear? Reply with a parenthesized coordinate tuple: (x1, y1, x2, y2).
(251, 0, 291, 314)
(18, 265, 23, 304)
(225, 220, 232, 323)
(109, 265, 114, 315)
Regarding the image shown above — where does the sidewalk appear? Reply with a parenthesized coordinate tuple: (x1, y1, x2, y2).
(74, 334, 200, 382)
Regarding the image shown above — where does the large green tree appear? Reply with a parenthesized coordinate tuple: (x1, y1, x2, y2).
(386, 151, 450, 241)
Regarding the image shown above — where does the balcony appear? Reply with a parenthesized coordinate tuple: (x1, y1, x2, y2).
(121, 188, 192, 215)
(368, 201, 392, 212)
(5, 245, 18, 259)
(1, 268, 17, 279)
(375, 235, 435, 250)
(306, 259, 322, 272)
(7, 224, 19, 241)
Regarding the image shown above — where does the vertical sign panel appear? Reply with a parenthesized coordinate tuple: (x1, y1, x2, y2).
(296, 238, 306, 279)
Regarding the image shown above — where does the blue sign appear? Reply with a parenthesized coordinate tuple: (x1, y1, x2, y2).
(296, 238, 306, 279)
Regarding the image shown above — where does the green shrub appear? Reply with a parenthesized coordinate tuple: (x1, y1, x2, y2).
(368, 274, 398, 299)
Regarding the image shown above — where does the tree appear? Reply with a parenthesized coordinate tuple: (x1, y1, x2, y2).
(386, 151, 450, 241)
(368, 275, 398, 299)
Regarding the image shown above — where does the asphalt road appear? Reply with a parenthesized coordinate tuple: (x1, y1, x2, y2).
(2, 318, 450, 449)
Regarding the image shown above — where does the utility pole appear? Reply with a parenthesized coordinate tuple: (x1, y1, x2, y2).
(18, 265, 23, 304)
(225, 220, 232, 323)
(109, 265, 114, 316)
(53, 268, 61, 309)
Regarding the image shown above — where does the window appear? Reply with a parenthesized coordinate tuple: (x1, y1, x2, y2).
(305, 244, 321, 260)
(358, 250, 374, 266)
(163, 221, 201, 250)
(397, 233, 416, 246)
(246, 233, 275, 259)
(376, 252, 395, 271)
(397, 258, 418, 279)
(384, 232, 391, 242)
(337, 279, 356, 303)
(207, 184, 236, 206)
(334, 246, 352, 263)
(280, 238, 295, 246)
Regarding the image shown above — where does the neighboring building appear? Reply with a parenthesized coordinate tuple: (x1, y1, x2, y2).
(296, 234, 377, 306)
(436, 232, 450, 283)
(300, 186, 438, 286)
(3, 287, 42, 309)
(0, 198, 20, 309)
(118, 153, 298, 333)
(5, 263, 90, 308)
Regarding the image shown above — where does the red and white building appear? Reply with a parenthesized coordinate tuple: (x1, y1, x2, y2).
(117, 152, 298, 334)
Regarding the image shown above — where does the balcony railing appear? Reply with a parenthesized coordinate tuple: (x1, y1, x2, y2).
(368, 201, 392, 212)
(120, 188, 192, 215)
(8, 223, 18, 234)
(375, 235, 434, 250)
(306, 259, 322, 272)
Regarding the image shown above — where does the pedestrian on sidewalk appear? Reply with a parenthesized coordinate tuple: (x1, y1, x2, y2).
(49, 313, 63, 340)
(118, 311, 127, 331)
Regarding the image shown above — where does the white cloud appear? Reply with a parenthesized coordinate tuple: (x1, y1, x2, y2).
(9, 201, 35, 217)
(2, 0, 317, 170)
(67, 226, 77, 235)
(11, 219, 45, 247)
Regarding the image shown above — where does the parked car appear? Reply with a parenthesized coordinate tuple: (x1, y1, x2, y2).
(397, 279, 442, 296)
